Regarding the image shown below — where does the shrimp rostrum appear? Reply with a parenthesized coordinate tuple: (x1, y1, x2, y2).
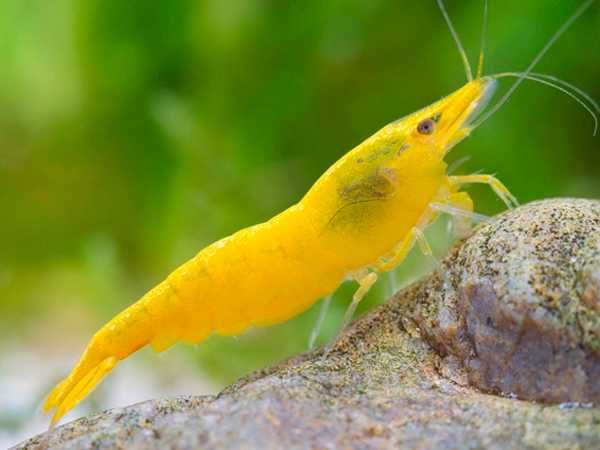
(44, 0, 598, 425)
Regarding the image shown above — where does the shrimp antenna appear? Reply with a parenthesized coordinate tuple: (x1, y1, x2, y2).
(476, 0, 488, 78)
(493, 72, 598, 135)
(437, 0, 473, 82)
(528, 72, 599, 113)
(473, 0, 596, 130)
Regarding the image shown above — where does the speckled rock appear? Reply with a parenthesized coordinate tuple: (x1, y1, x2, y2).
(405, 198, 600, 403)
(14, 199, 600, 450)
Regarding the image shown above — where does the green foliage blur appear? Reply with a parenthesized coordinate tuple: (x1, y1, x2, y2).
(0, 0, 598, 396)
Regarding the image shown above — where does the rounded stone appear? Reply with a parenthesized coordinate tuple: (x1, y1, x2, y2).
(411, 198, 600, 403)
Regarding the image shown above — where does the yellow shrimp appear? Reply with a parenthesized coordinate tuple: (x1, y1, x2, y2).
(43, 0, 597, 426)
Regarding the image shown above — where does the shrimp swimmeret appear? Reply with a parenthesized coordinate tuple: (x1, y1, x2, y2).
(44, 0, 598, 426)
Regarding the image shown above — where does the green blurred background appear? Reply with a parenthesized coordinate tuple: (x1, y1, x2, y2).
(0, 0, 598, 445)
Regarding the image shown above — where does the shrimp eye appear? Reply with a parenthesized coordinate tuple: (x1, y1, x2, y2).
(417, 118, 435, 135)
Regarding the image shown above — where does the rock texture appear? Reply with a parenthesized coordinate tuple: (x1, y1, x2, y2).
(15, 199, 600, 450)
(405, 198, 600, 403)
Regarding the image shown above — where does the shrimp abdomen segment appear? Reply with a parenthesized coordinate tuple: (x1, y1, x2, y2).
(167, 211, 344, 334)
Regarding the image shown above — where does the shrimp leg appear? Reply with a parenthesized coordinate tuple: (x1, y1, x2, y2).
(346, 271, 379, 327)
(449, 174, 519, 209)
(435, 191, 482, 238)
(325, 270, 378, 353)
(327, 224, 438, 352)
(377, 225, 436, 273)
(308, 295, 332, 350)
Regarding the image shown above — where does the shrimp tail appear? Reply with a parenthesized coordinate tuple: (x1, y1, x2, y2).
(43, 281, 189, 425)
(44, 356, 117, 426)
